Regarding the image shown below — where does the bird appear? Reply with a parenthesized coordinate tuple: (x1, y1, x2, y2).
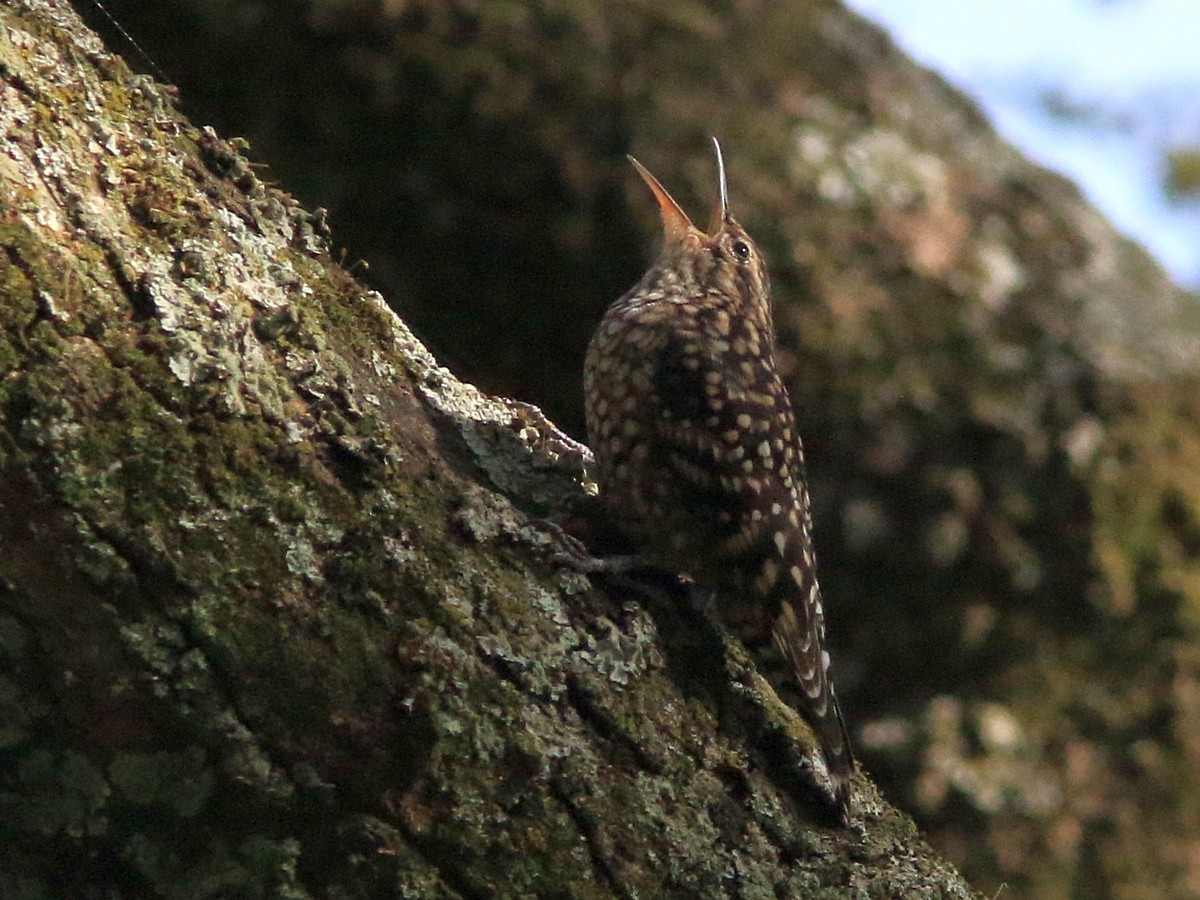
(583, 139, 854, 818)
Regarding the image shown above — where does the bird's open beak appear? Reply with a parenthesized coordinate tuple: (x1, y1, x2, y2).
(709, 136, 730, 234)
(627, 155, 694, 241)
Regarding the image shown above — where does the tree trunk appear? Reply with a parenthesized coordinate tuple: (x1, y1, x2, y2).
(0, 2, 975, 896)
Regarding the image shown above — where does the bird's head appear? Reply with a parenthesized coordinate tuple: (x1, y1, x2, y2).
(627, 138, 771, 316)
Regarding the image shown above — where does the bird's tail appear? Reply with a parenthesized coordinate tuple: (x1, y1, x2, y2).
(712, 529, 855, 817)
(769, 588, 855, 817)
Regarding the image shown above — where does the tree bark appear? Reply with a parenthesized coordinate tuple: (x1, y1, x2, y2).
(0, 2, 976, 896)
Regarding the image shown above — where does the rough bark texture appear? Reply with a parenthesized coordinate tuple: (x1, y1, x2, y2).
(0, 2, 978, 896)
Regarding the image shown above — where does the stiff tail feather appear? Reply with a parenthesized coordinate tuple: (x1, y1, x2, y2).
(771, 592, 854, 818)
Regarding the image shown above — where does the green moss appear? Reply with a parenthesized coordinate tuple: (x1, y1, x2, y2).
(0, 674, 39, 749)
(108, 747, 214, 817)
(0, 225, 48, 395)
(122, 831, 308, 899)
(0, 749, 111, 838)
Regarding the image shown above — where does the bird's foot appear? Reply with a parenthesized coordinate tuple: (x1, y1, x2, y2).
(537, 520, 650, 575)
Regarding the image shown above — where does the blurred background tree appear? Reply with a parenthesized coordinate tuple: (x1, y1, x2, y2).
(78, 0, 1200, 896)
(850, 0, 1200, 289)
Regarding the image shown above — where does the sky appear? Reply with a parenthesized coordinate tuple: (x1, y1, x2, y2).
(845, 0, 1200, 287)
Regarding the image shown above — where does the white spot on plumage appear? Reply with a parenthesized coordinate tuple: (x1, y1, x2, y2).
(774, 531, 788, 557)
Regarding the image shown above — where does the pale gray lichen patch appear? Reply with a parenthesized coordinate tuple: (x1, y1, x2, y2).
(451, 480, 585, 589)
(452, 482, 528, 545)
(371, 293, 595, 508)
(3, 37, 324, 436)
(572, 610, 662, 687)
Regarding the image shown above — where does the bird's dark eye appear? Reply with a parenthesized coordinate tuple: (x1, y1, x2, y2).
(732, 240, 751, 261)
